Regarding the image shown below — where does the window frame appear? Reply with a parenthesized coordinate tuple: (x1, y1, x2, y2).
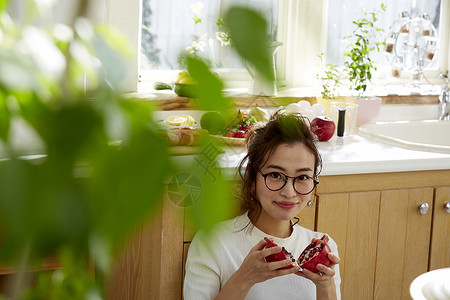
(105, 0, 450, 93)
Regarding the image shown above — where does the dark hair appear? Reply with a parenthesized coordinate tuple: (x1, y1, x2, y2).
(238, 111, 322, 222)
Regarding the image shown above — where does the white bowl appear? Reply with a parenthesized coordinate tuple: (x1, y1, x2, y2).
(410, 268, 450, 300)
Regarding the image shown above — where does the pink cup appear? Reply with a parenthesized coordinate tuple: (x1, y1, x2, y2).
(356, 97, 382, 126)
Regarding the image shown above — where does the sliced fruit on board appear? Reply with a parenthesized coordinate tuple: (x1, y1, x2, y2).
(165, 114, 196, 126)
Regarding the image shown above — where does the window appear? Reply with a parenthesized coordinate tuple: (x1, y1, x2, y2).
(140, 0, 278, 70)
(326, 0, 442, 82)
(277, 0, 447, 87)
(105, 0, 449, 93)
(138, 0, 277, 89)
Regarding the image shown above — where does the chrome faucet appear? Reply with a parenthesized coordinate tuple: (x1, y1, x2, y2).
(439, 73, 450, 120)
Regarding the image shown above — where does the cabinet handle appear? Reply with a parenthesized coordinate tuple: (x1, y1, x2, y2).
(445, 202, 450, 214)
(418, 203, 429, 215)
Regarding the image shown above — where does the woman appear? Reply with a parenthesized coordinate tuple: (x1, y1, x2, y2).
(184, 112, 341, 300)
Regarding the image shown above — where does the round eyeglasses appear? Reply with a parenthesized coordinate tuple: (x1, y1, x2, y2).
(257, 169, 318, 195)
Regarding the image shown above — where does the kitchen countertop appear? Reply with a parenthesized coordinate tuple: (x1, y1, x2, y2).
(163, 105, 450, 178)
(14, 132, 450, 178)
(316, 133, 450, 175)
(192, 132, 450, 178)
(3, 104, 449, 177)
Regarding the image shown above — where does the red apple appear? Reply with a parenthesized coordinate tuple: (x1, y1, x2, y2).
(311, 117, 335, 141)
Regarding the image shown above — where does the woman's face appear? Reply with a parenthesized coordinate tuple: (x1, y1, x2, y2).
(255, 142, 316, 223)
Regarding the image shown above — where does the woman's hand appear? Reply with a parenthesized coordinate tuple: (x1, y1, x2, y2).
(296, 252, 340, 282)
(215, 239, 299, 300)
(295, 248, 340, 300)
(236, 239, 301, 286)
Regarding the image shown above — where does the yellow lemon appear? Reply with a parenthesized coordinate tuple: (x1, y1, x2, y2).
(165, 114, 195, 126)
(165, 115, 185, 126)
(180, 115, 195, 126)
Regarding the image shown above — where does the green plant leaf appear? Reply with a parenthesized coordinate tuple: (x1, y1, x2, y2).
(86, 100, 173, 248)
(224, 6, 274, 83)
(184, 138, 235, 234)
(343, 4, 386, 97)
(0, 91, 10, 141)
(45, 103, 105, 168)
(193, 16, 202, 24)
(185, 55, 230, 115)
(0, 52, 38, 91)
(0, 0, 9, 14)
(216, 18, 224, 27)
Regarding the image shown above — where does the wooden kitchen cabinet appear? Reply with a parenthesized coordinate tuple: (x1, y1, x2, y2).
(429, 187, 450, 270)
(107, 170, 450, 300)
(374, 188, 433, 300)
(316, 191, 380, 299)
(316, 171, 449, 300)
(0, 259, 62, 296)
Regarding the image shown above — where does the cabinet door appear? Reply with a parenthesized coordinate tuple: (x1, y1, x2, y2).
(297, 199, 316, 231)
(374, 188, 433, 300)
(429, 187, 450, 270)
(316, 191, 380, 300)
(107, 197, 184, 300)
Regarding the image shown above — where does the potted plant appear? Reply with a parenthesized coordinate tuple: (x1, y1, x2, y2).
(344, 4, 386, 126)
(316, 52, 348, 116)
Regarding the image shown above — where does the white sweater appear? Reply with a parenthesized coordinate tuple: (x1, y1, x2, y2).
(184, 213, 341, 300)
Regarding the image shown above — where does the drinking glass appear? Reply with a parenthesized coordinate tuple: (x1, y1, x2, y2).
(329, 102, 358, 136)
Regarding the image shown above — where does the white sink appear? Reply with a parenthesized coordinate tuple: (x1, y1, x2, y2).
(359, 120, 450, 153)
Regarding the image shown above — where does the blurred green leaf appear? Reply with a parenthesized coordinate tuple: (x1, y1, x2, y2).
(193, 16, 201, 24)
(87, 101, 173, 247)
(0, 0, 9, 14)
(88, 131, 171, 247)
(94, 25, 133, 58)
(0, 91, 10, 141)
(0, 159, 39, 260)
(23, 249, 98, 300)
(0, 52, 38, 91)
(16, 91, 52, 140)
(45, 103, 105, 168)
(0, 157, 92, 261)
(0, 2, 276, 298)
(91, 33, 129, 89)
(224, 6, 274, 83)
(184, 138, 235, 233)
(185, 55, 231, 115)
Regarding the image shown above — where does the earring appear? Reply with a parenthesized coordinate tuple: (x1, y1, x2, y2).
(307, 191, 319, 207)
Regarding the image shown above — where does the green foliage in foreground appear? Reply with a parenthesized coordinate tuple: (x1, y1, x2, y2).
(0, 1, 273, 298)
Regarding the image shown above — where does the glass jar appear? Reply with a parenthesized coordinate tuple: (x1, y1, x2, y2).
(385, 32, 397, 53)
(399, 11, 410, 34)
(421, 13, 432, 37)
(425, 40, 437, 60)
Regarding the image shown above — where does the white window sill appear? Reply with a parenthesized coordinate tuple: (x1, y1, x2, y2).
(129, 84, 441, 102)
